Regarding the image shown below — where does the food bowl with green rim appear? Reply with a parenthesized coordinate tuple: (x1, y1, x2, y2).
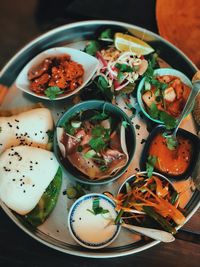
(137, 68, 193, 125)
(54, 100, 136, 185)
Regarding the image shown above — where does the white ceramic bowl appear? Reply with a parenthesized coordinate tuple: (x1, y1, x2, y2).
(15, 47, 99, 100)
(68, 193, 121, 249)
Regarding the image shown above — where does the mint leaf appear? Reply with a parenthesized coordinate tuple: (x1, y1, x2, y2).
(84, 149, 96, 159)
(46, 130, 54, 143)
(85, 40, 100, 56)
(115, 63, 134, 73)
(91, 111, 109, 122)
(146, 155, 157, 177)
(44, 86, 63, 100)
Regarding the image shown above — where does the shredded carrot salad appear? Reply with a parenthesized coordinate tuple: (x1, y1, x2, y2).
(105, 174, 186, 234)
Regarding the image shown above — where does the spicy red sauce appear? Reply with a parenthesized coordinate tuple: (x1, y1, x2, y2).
(148, 133, 192, 175)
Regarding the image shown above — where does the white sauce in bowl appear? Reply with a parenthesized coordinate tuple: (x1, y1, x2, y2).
(68, 194, 120, 249)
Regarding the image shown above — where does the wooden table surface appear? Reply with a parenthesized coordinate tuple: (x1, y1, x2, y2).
(0, 0, 199, 266)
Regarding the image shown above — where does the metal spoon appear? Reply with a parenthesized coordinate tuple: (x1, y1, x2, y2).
(164, 79, 200, 139)
(121, 222, 175, 243)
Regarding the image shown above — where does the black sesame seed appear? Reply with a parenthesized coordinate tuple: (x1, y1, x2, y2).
(12, 179, 15, 181)
(15, 119, 19, 123)
(16, 126, 19, 130)
(35, 133, 37, 136)
(23, 190, 26, 193)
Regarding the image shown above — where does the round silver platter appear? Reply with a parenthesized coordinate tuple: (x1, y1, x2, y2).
(0, 20, 199, 258)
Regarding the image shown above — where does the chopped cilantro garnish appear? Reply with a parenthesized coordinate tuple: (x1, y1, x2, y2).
(89, 137, 107, 152)
(64, 122, 75, 135)
(164, 136, 178, 150)
(87, 197, 109, 215)
(146, 155, 157, 177)
(149, 103, 159, 119)
(44, 86, 63, 100)
(95, 76, 113, 102)
(117, 72, 125, 83)
(115, 63, 134, 73)
(159, 111, 177, 130)
(85, 40, 100, 56)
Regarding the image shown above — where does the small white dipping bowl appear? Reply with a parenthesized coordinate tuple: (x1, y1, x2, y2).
(68, 193, 121, 249)
(15, 47, 99, 100)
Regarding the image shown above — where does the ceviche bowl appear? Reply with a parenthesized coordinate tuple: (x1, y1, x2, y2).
(116, 171, 185, 235)
(54, 100, 136, 185)
(137, 68, 193, 127)
(15, 47, 99, 100)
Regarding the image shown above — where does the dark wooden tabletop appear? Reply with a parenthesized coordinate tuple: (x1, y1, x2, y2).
(0, 0, 199, 266)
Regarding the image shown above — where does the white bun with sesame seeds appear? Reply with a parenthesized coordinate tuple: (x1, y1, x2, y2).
(0, 108, 53, 154)
(0, 146, 59, 215)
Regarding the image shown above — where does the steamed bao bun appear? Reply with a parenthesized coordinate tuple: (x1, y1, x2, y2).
(0, 108, 53, 154)
(0, 146, 59, 215)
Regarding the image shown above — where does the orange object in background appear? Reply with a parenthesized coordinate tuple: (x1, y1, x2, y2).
(156, 0, 200, 68)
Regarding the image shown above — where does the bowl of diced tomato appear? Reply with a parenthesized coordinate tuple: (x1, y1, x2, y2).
(16, 47, 99, 100)
(137, 68, 192, 129)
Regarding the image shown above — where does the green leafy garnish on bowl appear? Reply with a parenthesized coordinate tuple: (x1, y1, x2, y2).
(85, 40, 100, 56)
(44, 86, 64, 100)
(87, 197, 109, 215)
(146, 155, 157, 177)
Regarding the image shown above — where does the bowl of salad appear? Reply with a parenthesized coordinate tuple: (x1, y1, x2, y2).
(137, 68, 193, 129)
(105, 171, 186, 236)
(54, 100, 136, 185)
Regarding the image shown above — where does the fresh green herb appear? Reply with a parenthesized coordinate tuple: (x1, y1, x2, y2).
(164, 136, 178, 150)
(146, 155, 157, 177)
(85, 40, 100, 56)
(115, 63, 134, 73)
(44, 86, 63, 100)
(149, 103, 159, 119)
(99, 29, 113, 41)
(84, 149, 96, 159)
(95, 76, 113, 102)
(64, 122, 75, 135)
(0, 126, 1, 132)
(117, 72, 125, 83)
(91, 112, 108, 122)
(99, 165, 108, 172)
(151, 78, 168, 90)
(87, 197, 109, 215)
(89, 137, 107, 152)
(159, 111, 177, 130)
(77, 145, 83, 152)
